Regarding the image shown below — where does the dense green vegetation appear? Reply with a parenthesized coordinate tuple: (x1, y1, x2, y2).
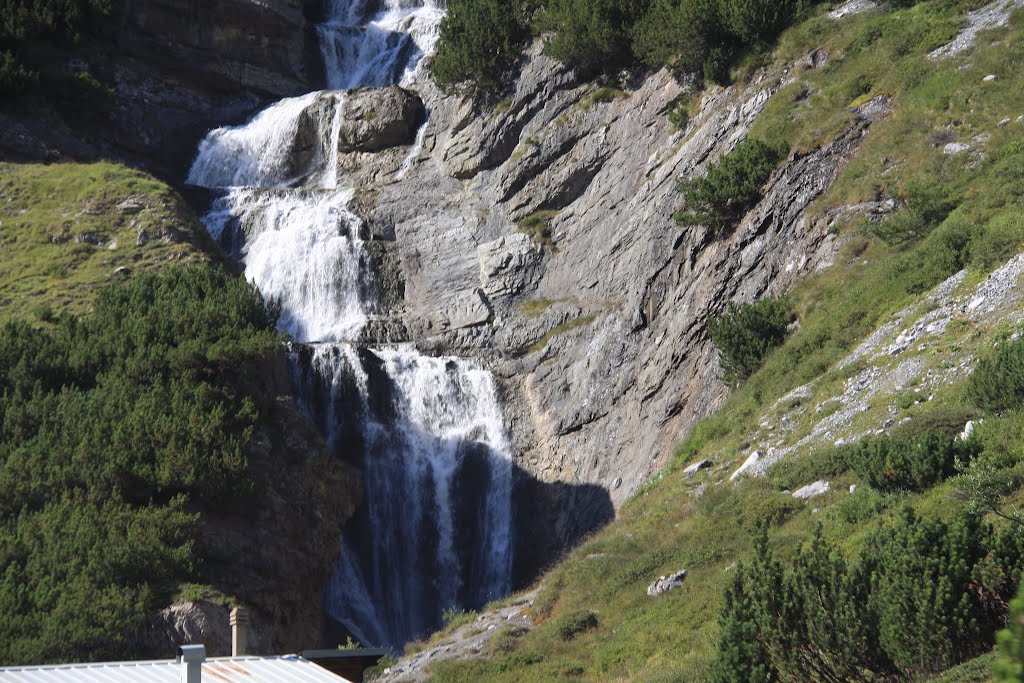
(969, 337, 1024, 414)
(708, 297, 792, 386)
(716, 512, 1024, 680)
(0, 0, 111, 97)
(0, 266, 282, 664)
(850, 430, 977, 492)
(431, 0, 813, 94)
(423, 2, 1024, 681)
(430, 0, 534, 94)
(995, 581, 1024, 681)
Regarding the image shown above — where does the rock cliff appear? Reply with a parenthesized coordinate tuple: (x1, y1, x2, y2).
(0, 0, 323, 178)
(337, 41, 878, 573)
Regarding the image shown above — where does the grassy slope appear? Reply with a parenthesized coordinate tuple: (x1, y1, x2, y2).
(0, 161, 213, 322)
(423, 2, 1024, 681)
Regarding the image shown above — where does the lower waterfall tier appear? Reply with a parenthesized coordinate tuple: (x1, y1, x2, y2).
(290, 343, 514, 648)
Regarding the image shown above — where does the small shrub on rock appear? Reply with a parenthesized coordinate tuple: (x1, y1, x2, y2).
(676, 138, 787, 234)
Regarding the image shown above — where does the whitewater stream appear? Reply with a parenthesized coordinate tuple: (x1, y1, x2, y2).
(186, 0, 514, 649)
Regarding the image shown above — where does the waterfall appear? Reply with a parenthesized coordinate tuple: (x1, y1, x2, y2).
(187, 0, 514, 650)
(318, 0, 446, 89)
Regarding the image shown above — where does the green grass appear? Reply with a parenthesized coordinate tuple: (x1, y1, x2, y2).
(423, 3, 1024, 681)
(517, 209, 560, 249)
(577, 86, 628, 111)
(527, 315, 598, 354)
(0, 161, 212, 323)
(520, 298, 559, 318)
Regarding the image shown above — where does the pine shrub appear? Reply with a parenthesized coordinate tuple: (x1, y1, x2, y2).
(995, 578, 1024, 682)
(0, 265, 282, 664)
(968, 336, 1024, 414)
(430, 0, 532, 95)
(676, 138, 787, 234)
(714, 512, 1024, 680)
(849, 429, 977, 493)
(708, 296, 792, 386)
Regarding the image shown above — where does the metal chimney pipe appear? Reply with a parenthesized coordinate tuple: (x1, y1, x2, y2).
(176, 644, 205, 683)
(230, 606, 250, 657)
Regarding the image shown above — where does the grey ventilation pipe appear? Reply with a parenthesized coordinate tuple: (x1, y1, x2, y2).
(177, 644, 205, 683)
(230, 606, 249, 657)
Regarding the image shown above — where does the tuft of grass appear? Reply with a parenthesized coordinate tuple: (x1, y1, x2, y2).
(527, 315, 598, 354)
(520, 298, 558, 318)
(577, 86, 628, 111)
(517, 209, 560, 249)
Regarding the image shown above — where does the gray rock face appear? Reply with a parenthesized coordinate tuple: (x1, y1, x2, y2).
(330, 39, 878, 559)
(647, 570, 688, 597)
(116, 0, 319, 98)
(1, 0, 323, 176)
(336, 87, 427, 153)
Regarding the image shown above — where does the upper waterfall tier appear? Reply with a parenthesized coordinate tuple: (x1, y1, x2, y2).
(319, 0, 445, 89)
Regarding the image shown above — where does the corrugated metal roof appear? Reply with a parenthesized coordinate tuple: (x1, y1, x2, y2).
(0, 655, 354, 683)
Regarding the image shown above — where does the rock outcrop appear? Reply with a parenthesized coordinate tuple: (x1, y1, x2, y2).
(0, 0, 324, 177)
(335, 40, 873, 569)
(144, 351, 362, 656)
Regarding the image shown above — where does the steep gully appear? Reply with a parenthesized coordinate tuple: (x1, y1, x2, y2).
(187, 0, 512, 649)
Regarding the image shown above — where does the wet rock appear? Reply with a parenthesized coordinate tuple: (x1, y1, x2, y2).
(647, 570, 688, 597)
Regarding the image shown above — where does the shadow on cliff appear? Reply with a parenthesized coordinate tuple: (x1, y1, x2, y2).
(319, 446, 614, 650)
(291, 344, 614, 649)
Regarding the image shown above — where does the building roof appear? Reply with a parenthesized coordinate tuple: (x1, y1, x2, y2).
(0, 655, 354, 683)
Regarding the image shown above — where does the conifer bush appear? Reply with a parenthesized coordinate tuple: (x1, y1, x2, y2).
(708, 296, 792, 386)
(535, 0, 650, 75)
(968, 336, 1024, 414)
(713, 512, 1024, 680)
(0, 0, 111, 96)
(849, 429, 976, 493)
(430, 0, 532, 95)
(995, 579, 1024, 682)
(676, 138, 787, 234)
(0, 265, 282, 664)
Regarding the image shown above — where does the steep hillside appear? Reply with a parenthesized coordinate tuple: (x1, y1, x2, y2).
(357, 0, 1024, 680)
(0, 161, 363, 663)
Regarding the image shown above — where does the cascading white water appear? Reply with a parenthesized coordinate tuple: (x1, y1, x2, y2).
(319, 0, 446, 89)
(204, 188, 370, 342)
(187, 0, 514, 650)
